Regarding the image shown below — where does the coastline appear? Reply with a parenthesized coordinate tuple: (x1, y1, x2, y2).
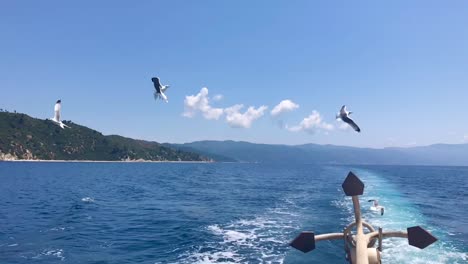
(0, 159, 214, 163)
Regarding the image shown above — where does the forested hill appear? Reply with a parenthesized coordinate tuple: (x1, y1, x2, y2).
(0, 111, 208, 161)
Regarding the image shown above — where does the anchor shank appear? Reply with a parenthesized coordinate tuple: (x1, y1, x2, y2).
(352, 195, 369, 264)
(315, 233, 344, 241)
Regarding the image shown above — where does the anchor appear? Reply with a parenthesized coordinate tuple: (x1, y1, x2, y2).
(290, 171, 437, 264)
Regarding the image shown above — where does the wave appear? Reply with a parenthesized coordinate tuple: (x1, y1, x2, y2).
(41, 249, 65, 261)
(21, 248, 66, 261)
(81, 197, 94, 203)
(176, 198, 303, 263)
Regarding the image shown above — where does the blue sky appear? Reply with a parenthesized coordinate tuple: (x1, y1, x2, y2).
(1, 1, 468, 147)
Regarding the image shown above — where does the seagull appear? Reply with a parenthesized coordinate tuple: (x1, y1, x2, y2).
(50, 99, 69, 129)
(151, 77, 170, 103)
(336, 105, 360, 132)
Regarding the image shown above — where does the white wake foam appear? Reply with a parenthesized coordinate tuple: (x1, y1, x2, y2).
(177, 198, 303, 263)
(81, 197, 94, 203)
(29, 248, 65, 261)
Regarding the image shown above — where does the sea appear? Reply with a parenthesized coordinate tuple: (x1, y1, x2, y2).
(0, 162, 466, 264)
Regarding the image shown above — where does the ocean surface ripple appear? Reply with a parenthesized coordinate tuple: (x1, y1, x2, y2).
(0, 162, 466, 263)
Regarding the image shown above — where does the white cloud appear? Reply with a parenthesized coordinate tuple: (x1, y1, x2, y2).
(183, 88, 268, 128)
(270, 100, 299, 116)
(213, 94, 223, 101)
(183, 87, 224, 120)
(287, 111, 334, 134)
(225, 104, 268, 128)
(463, 134, 468, 143)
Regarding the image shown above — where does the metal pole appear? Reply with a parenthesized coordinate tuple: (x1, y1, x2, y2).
(315, 233, 344, 241)
(352, 196, 369, 264)
(378, 227, 382, 251)
(368, 230, 408, 240)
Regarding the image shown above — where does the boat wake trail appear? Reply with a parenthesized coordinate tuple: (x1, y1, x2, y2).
(176, 198, 302, 264)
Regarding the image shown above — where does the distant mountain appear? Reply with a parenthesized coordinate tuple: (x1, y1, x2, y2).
(169, 140, 468, 166)
(0, 111, 208, 161)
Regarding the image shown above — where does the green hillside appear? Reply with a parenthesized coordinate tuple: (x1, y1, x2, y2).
(0, 111, 208, 161)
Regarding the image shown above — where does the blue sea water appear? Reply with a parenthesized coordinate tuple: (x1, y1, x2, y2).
(0, 162, 466, 263)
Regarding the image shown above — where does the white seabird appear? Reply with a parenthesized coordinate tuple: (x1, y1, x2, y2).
(50, 99, 69, 129)
(336, 105, 360, 132)
(151, 77, 170, 103)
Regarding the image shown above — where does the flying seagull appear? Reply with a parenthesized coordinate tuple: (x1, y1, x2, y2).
(151, 77, 170, 103)
(336, 105, 360, 132)
(50, 99, 69, 129)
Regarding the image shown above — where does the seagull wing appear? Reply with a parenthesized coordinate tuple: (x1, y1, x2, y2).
(151, 77, 162, 93)
(60, 122, 69, 129)
(161, 85, 170, 92)
(340, 105, 347, 115)
(342, 116, 361, 132)
(54, 103, 61, 122)
(160, 91, 168, 102)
